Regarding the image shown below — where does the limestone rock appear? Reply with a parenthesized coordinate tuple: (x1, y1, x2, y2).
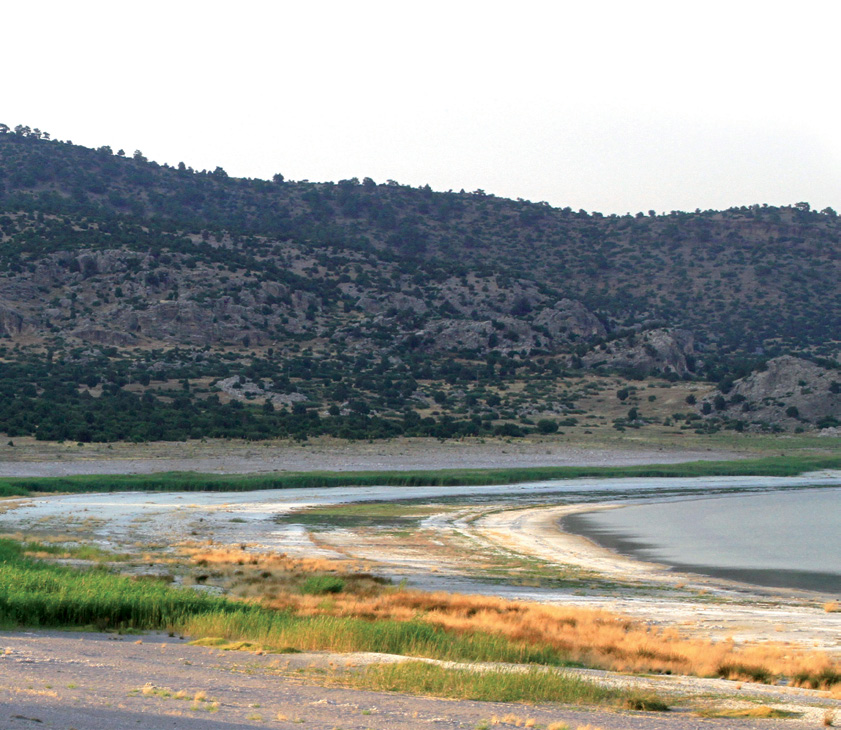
(357, 292, 428, 316)
(533, 299, 606, 341)
(72, 327, 139, 346)
(582, 328, 695, 376)
(0, 302, 26, 337)
(214, 376, 307, 407)
(702, 355, 841, 428)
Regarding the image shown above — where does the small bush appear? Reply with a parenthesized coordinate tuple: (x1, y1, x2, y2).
(623, 695, 670, 712)
(299, 575, 346, 595)
(716, 662, 772, 684)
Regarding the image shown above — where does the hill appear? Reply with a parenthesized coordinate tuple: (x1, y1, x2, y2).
(0, 124, 838, 441)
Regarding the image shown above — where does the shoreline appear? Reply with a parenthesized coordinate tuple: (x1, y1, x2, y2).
(4, 473, 841, 652)
(560, 488, 841, 595)
(476, 488, 841, 600)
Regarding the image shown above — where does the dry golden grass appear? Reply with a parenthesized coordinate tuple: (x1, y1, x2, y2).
(170, 543, 841, 689)
(177, 543, 385, 599)
(179, 542, 358, 574)
(260, 588, 841, 686)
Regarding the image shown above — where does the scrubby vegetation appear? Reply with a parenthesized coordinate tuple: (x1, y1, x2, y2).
(0, 125, 839, 439)
(337, 661, 648, 708)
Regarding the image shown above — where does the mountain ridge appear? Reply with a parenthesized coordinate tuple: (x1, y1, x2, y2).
(0, 124, 838, 441)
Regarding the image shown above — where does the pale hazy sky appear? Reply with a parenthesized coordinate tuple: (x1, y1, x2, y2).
(4, 1, 840, 214)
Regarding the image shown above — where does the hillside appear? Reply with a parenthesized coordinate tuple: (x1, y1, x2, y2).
(0, 124, 839, 441)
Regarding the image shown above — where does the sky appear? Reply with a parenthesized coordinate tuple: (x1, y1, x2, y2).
(3, 1, 840, 214)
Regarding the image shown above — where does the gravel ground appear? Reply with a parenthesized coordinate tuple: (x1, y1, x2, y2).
(0, 436, 740, 476)
(1, 631, 834, 730)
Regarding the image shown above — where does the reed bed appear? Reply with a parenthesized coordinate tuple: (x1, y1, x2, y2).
(3, 452, 841, 497)
(180, 545, 841, 689)
(180, 610, 563, 665)
(0, 539, 244, 630)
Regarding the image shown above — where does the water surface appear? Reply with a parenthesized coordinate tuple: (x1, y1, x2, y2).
(563, 487, 841, 593)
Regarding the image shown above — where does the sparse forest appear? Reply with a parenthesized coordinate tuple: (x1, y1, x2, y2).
(0, 125, 839, 441)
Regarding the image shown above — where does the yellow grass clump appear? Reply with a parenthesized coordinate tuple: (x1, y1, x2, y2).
(179, 542, 358, 574)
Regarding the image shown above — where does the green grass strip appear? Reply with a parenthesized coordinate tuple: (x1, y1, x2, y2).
(180, 611, 564, 665)
(2, 453, 841, 498)
(0, 539, 241, 630)
(0, 539, 562, 666)
(342, 661, 667, 709)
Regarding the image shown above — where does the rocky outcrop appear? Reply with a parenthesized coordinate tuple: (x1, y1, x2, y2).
(415, 317, 539, 353)
(114, 301, 267, 347)
(116, 302, 216, 346)
(0, 302, 26, 337)
(72, 326, 139, 346)
(357, 292, 428, 316)
(533, 299, 606, 341)
(582, 328, 695, 376)
(701, 355, 841, 428)
(214, 376, 307, 407)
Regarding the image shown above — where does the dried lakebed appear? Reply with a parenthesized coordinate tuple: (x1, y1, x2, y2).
(2, 472, 841, 727)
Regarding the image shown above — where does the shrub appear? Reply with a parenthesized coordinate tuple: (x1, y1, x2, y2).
(299, 575, 346, 595)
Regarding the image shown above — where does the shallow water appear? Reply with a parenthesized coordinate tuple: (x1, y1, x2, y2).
(563, 487, 841, 593)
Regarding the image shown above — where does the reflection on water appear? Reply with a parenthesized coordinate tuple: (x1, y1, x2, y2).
(563, 487, 841, 593)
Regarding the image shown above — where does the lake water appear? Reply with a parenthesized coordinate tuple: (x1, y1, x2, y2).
(562, 487, 841, 594)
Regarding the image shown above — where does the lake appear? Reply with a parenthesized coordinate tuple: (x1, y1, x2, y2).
(562, 487, 841, 593)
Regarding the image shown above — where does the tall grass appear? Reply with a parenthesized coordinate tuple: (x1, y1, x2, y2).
(0, 539, 559, 664)
(341, 661, 647, 707)
(180, 611, 564, 665)
(258, 588, 841, 686)
(3, 453, 841, 497)
(0, 539, 240, 630)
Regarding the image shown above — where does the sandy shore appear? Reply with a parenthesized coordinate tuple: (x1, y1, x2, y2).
(473, 500, 841, 650)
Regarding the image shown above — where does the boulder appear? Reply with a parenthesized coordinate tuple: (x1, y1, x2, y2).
(0, 302, 27, 337)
